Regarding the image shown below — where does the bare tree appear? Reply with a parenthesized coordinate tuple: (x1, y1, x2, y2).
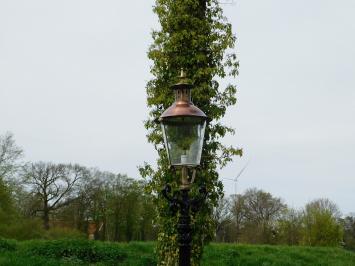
(230, 194, 246, 243)
(0, 132, 23, 179)
(243, 188, 286, 223)
(213, 197, 232, 242)
(305, 198, 341, 219)
(22, 162, 88, 229)
(242, 188, 287, 243)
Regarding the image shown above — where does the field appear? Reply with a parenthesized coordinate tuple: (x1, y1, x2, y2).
(1, 239, 355, 266)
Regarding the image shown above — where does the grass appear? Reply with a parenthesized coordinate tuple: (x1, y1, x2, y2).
(202, 244, 355, 266)
(0, 239, 355, 265)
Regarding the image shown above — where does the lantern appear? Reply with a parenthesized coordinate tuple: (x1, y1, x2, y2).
(160, 70, 207, 167)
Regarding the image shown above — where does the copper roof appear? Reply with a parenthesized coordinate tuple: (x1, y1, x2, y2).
(159, 69, 208, 121)
(160, 101, 207, 120)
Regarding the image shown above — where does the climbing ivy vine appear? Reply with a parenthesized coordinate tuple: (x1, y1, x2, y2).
(140, 0, 242, 264)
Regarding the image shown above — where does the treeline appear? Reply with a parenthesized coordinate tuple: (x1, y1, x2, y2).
(213, 189, 355, 250)
(0, 132, 157, 241)
(1, 132, 355, 251)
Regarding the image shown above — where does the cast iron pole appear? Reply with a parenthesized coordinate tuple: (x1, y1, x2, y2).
(178, 188, 192, 266)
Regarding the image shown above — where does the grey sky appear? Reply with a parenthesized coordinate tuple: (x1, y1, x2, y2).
(1, 1, 354, 214)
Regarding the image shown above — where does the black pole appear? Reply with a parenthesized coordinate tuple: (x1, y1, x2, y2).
(178, 188, 192, 266)
(162, 184, 208, 266)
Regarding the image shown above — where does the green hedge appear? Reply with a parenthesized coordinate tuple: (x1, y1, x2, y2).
(24, 240, 127, 263)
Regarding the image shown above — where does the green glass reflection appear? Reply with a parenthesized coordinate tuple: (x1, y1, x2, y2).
(162, 117, 206, 166)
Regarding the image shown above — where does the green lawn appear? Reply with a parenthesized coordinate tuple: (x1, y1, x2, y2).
(1, 239, 355, 265)
(202, 244, 355, 266)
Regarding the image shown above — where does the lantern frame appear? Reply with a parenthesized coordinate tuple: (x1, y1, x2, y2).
(159, 70, 208, 168)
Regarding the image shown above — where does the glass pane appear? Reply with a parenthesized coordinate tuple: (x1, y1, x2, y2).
(162, 117, 206, 166)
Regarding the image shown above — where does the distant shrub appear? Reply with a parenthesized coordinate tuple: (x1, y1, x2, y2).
(0, 238, 17, 252)
(43, 227, 85, 240)
(24, 239, 127, 263)
(0, 218, 44, 240)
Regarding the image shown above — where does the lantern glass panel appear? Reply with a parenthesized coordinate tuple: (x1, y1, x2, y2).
(162, 117, 206, 166)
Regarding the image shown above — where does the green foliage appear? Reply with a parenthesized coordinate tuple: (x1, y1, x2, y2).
(43, 227, 86, 240)
(0, 240, 157, 266)
(0, 180, 45, 241)
(301, 199, 343, 246)
(0, 238, 17, 252)
(342, 215, 355, 251)
(142, 0, 242, 264)
(44, 171, 157, 242)
(277, 209, 303, 246)
(218, 189, 287, 244)
(0, 178, 17, 223)
(241, 189, 287, 244)
(216, 194, 345, 248)
(23, 239, 128, 263)
(0, 252, 76, 266)
(0, 218, 44, 240)
(0, 218, 84, 241)
(2, 240, 355, 265)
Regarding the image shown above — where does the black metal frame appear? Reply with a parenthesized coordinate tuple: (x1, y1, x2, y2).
(162, 184, 208, 266)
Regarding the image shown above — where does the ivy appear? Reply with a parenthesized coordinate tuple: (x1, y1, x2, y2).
(140, 0, 242, 264)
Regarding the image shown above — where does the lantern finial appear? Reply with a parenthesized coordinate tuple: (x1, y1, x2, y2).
(180, 68, 187, 78)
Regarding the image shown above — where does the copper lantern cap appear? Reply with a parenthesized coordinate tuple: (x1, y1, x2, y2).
(159, 70, 207, 121)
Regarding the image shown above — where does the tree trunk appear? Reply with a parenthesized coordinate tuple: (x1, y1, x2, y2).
(114, 210, 120, 241)
(140, 222, 146, 241)
(43, 208, 50, 230)
(102, 216, 107, 241)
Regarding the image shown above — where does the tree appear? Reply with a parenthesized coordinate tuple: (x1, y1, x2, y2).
(22, 162, 88, 230)
(277, 208, 303, 245)
(0, 133, 22, 229)
(241, 188, 286, 244)
(213, 196, 232, 242)
(302, 198, 343, 246)
(342, 214, 355, 251)
(58, 170, 157, 242)
(0, 132, 23, 180)
(0, 178, 17, 224)
(138, 192, 157, 241)
(229, 194, 246, 243)
(141, 0, 241, 263)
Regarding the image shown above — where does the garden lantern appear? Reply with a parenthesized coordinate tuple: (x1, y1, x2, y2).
(159, 70, 209, 266)
(160, 70, 207, 168)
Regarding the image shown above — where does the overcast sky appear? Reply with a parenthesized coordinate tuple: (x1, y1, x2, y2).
(0, 0, 354, 214)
